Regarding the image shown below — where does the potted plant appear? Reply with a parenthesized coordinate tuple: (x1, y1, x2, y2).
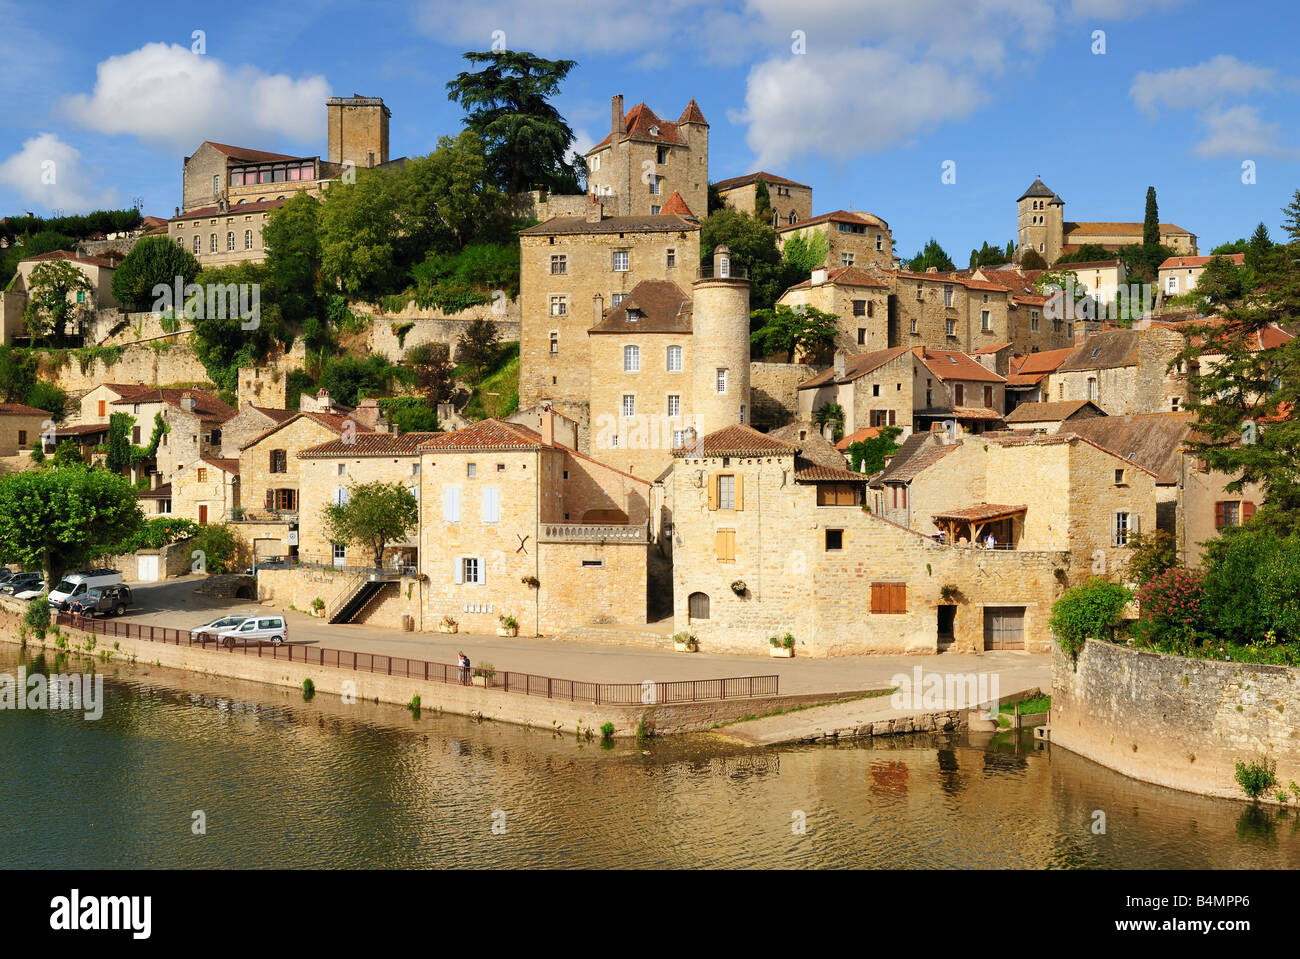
(471, 662, 495, 687)
(769, 632, 795, 657)
(672, 631, 698, 653)
(939, 584, 960, 602)
(730, 579, 747, 596)
(521, 575, 540, 589)
(439, 614, 458, 634)
(497, 614, 519, 637)
(310, 597, 326, 618)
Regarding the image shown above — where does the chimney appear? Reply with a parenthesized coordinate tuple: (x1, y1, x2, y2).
(811, 266, 828, 286)
(541, 404, 555, 446)
(611, 94, 624, 144)
(925, 266, 939, 273)
(174, 206, 179, 218)
(151, 471, 161, 489)
(181, 391, 196, 412)
(316, 387, 331, 412)
(585, 197, 603, 223)
(593, 293, 604, 324)
(833, 349, 847, 380)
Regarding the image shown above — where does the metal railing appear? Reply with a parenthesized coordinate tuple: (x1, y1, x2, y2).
(697, 260, 749, 280)
(55, 613, 779, 706)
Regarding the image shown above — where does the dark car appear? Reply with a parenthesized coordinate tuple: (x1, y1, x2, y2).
(1, 572, 43, 596)
(67, 585, 133, 618)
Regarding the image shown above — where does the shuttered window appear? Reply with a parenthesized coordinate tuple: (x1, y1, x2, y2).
(708, 473, 743, 511)
(816, 483, 857, 506)
(482, 487, 500, 523)
(1215, 501, 1254, 528)
(444, 484, 461, 522)
(714, 528, 736, 562)
(870, 582, 907, 614)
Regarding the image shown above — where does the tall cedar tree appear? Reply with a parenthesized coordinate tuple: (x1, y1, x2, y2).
(1143, 186, 1160, 248)
(908, 238, 956, 273)
(1177, 187, 1300, 532)
(446, 51, 581, 196)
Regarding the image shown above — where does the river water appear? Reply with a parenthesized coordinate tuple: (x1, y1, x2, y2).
(1, 647, 1295, 869)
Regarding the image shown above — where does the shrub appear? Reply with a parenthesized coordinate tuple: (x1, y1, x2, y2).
(600, 721, 614, 742)
(1132, 567, 1206, 652)
(1124, 529, 1178, 586)
(1235, 757, 1277, 800)
(1049, 578, 1132, 660)
(24, 596, 50, 638)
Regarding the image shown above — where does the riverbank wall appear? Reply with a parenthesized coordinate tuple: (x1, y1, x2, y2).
(1052, 639, 1300, 803)
(0, 603, 864, 738)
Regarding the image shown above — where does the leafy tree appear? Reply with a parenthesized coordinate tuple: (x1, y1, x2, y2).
(189, 523, 240, 574)
(699, 207, 786, 311)
(317, 164, 406, 298)
(188, 262, 285, 392)
(1211, 238, 1249, 256)
(1143, 186, 1160, 248)
(1018, 248, 1048, 270)
(445, 50, 581, 195)
(1244, 221, 1275, 278)
(707, 182, 727, 214)
(0, 466, 142, 586)
(29, 442, 44, 466)
(23, 260, 91, 344)
(457, 316, 502, 382)
(1054, 243, 1113, 265)
(317, 354, 406, 407)
(1048, 578, 1133, 659)
(1194, 255, 1245, 308)
(1123, 529, 1177, 586)
(109, 235, 201, 310)
(753, 179, 774, 226)
(322, 481, 419, 568)
(50, 439, 84, 467)
(378, 397, 439, 433)
(0, 230, 76, 286)
(105, 412, 134, 473)
(906, 238, 955, 273)
(262, 192, 322, 331)
(969, 240, 1011, 270)
(402, 131, 508, 254)
(813, 402, 845, 442)
(26, 381, 66, 422)
(749, 304, 839, 363)
(781, 232, 829, 275)
(406, 341, 456, 405)
(1200, 527, 1287, 642)
(847, 425, 902, 474)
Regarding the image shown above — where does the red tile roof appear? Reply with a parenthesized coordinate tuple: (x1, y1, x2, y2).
(783, 265, 891, 292)
(419, 419, 544, 452)
(796, 347, 910, 390)
(239, 411, 372, 451)
(300, 432, 440, 458)
(200, 457, 240, 474)
(913, 348, 1006, 383)
(1065, 221, 1194, 237)
(713, 171, 810, 191)
(659, 191, 694, 217)
(1003, 400, 1104, 424)
(1159, 253, 1245, 270)
(931, 504, 1027, 523)
(776, 209, 886, 233)
(835, 426, 885, 450)
(971, 342, 1013, 354)
(678, 99, 708, 125)
(172, 198, 287, 221)
(202, 141, 305, 164)
(589, 103, 687, 152)
(0, 402, 51, 416)
(20, 249, 118, 269)
(671, 424, 797, 458)
(795, 463, 868, 482)
(1005, 347, 1076, 385)
(112, 388, 235, 422)
(251, 406, 296, 423)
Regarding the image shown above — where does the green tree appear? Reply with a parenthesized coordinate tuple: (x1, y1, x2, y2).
(109, 235, 201, 311)
(749, 304, 839, 363)
(188, 261, 285, 392)
(317, 354, 406, 407)
(29, 442, 44, 466)
(1123, 529, 1178, 586)
(1211, 238, 1249, 256)
(189, 523, 240, 574)
(753, 179, 774, 226)
(378, 397, 439, 433)
(907, 238, 955, 273)
(707, 182, 727, 214)
(445, 50, 581, 195)
(50, 439, 84, 467)
(0, 466, 142, 586)
(1018, 248, 1048, 270)
(322, 481, 419, 568)
(261, 192, 322, 331)
(105, 412, 134, 473)
(781, 232, 829, 275)
(969, 240, 1011, 270)
(1143, 186, 1160, 248)
(26, 381, 66, 422)
(457, 317, 502, 383)
(1244, 221, 1275, 278)
(699, 207, 785, 311)
(406, 341, 456, 405)
(1049, 578, 1133, 659)
(1194, 254, 1245, 308)
(23, 260, 91, 344)
(847, 425, 902, 474)
(813, 402, 845, 442)
(317, 164, 405, 298)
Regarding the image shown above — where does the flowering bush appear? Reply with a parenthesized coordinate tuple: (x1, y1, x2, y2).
(1133, 567, 1206, 651)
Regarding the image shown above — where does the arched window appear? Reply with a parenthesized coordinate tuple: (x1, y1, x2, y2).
(787, 212, 797, 225)
(688, 591, 710, 621)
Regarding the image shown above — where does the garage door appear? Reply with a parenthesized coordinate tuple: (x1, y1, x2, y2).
(137, 554, 160, 583)
(983, 607, 1025, 650)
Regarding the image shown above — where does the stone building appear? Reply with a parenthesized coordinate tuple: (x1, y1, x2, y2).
(168, 197, 286, 269)
(0, 402, 50, 456)
(796, 346, 914, 436)
(669, 424, 1066, 655)
(416, 415, 651, 636)
(220, 404, 295, 459)
(776, 266, 892, 354)
(1158, 253, 1245, 298)
(713, 171, 812, 225)
(1001, 399, 1106, 432)
(585, 96, 709, 218)
(1002, 347, 1074, 408)
(1016, 177, 1198, 263)
(169, 456, 240, 524)
(776, 211, 893, 271)
(109, 388, 236, 480)
(1046, 327, 1188, 414)
(516, 203, 702, 428)
(326, 95, 390, 171)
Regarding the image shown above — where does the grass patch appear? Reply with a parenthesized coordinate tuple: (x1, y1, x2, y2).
(461, 341, 519, 420)
(1000, 694, 1051, 715)
(720, 688, 897, 726)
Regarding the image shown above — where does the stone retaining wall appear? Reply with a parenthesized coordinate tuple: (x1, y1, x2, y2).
(1052, 639, 1300, 802)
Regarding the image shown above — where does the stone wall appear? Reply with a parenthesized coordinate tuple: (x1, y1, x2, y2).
(360, 298, 521, 362)
(44, 343, 212, 396)
(86, 310, 191, 347)
(1052, 639, 1300, 802)
(751, 361, 824, 430)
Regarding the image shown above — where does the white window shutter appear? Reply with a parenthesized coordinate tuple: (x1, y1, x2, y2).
(478, 556, 487, 584)
(445, 484, 460, 522)
(1132, 514, 1141, 535)
(453, 558, 463, 584)
(483, 487, 499, 523)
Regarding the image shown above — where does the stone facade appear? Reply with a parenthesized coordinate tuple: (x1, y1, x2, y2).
(714, 172, 812, 225)
(0, 404, 50, 456)
(776, 266, 892, 354)
(1046, 327, 1188, 414)
(749, 361, 827, 430)
(585, 96, 709, 219)
(168, 197, 286, 268)
(776, 211, 893, 271)
(1016, 177, 1198, 262)
(326, 96, 390, 171)
(170, 457, 240, 524)
(1176, 455, 1265, 569)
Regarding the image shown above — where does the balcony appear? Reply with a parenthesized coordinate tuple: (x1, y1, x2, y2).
(696, 261, 749, 280)
(539, 523, 650, 544)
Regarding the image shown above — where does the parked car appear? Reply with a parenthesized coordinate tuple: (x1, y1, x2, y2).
(14, 582, 47, 601)
(2, 572, 44, 596)
(68, 585, 133, 618)
(0, 569, 17, 587)
(48, 569, 123, 609)
(190, 615, 255, 642)
(215, 615, 288, 648)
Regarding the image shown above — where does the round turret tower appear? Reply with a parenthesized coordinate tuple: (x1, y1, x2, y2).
(690, 245, 751, 437)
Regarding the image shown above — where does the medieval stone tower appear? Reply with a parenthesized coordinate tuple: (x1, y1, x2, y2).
(690, 245, 751, 436)
(327, 95, 391, 171)
(1017, 177, 1064, 264)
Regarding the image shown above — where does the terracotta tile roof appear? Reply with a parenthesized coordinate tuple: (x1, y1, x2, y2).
(239, 411, 372, 451)
(835, 426, 885, 450)
(20, 249, 118, 269)
(300, 432, 440, 458)
(1003, 400, 1104, 424)
(0, 402, 51, 416)
(136, 483, 172, 499)
(796, 346, 909, 389)
(776, 209, 885, 233)
(202, 141, 305, 163)
(658, 191, 694, 217)
(112, 388, 235, 422)
(200, 457, 240, 474)
(251, 406, 296, 423)
(672, 424, 797, 458)
(713, 171, 810, 191)
(932, 504, 1027, 523)
(795, 461, 868, 482)
(173, 198, 287, 221)
(1159, 253, 1245, 270)
(100, 383, 155, 399)
(947, 407, 1004, 420)
(518, 214, 698, 236)
(589, 103, 687, 152)
(875, 433, 958, 483)
(962, 278, 1011, 292)
(590, 280, 692, 334)
(1056, 259, 1124, 270)
(769, 421, 844, 470)
(678, 99, 708, 125)
(913, 348, 1006, 383)
(1064, 221, 1193, 237)
(783, 265, 891, 292)
(1006, 347, 1074, 385)
(971, 342, 1013, 354)
(419, 419, 544, 452)
(55, 423, 111, 436)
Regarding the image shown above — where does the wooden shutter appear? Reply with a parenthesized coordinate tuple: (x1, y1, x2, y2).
(888, 409, 896, 426)
(871, 583, 884, 613)
(734, 475, 744, 511)
(477, 556, 487, 584)
(265, 489, 273, 509)
(1243, 501, 1256, 522)
(714, 529, 735, 562)
(891, 583, 907, 614)
(708, 474, 718, 510)
(453, 558, 463, 584)
(1214, 501, 1225, 529)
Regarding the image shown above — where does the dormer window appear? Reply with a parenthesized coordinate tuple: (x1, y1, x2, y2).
(627, 309, 642, 322)
(649, 125, 660, 137)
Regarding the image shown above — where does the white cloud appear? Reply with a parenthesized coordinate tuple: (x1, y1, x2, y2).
(1194, 105, 1298, 158)
(1130, 55, 1278, 118)
(0, 133, 116, 213)
(1068, 0, 1185, 20)
(63, 43, 329, 151)
(738, 51, 983, 167)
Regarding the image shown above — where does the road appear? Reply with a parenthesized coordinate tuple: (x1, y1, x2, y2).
(115, 575, 1052, 697)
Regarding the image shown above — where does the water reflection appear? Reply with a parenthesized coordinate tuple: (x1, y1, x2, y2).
(0, 646, 1295, 869)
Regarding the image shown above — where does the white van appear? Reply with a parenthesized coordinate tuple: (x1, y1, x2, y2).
(216, 615, 288, 647)
(49, 569, 123, 608)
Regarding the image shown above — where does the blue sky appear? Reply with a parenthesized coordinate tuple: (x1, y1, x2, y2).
(3, 0, 1299, 258)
